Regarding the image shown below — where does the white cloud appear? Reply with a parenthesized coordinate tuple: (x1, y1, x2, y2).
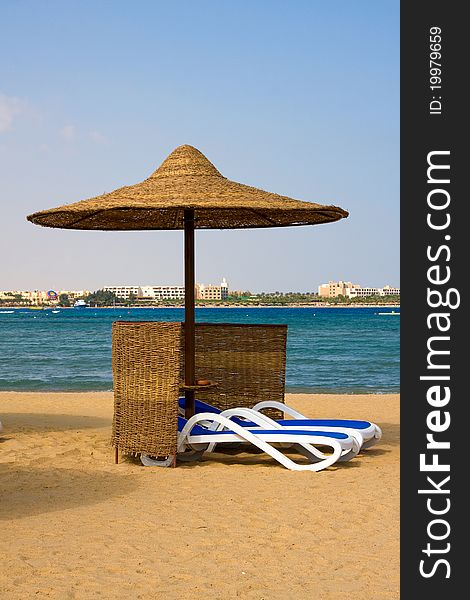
(59, 124, 76, 141)
(0, 93, 23, 132)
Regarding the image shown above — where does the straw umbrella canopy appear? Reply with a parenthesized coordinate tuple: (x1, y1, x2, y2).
(27, 144, 348, 417)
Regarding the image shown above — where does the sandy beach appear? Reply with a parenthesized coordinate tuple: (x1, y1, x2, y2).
(0, 392, 399, 599)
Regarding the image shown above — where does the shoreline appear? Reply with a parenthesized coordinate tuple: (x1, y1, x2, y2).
(2, 304, 401, 310)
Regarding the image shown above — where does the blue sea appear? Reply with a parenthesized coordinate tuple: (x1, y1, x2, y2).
(0, 307, 399, 394)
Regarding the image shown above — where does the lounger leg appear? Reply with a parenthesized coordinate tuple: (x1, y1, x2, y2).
(141, 454, 175, 467)
(114, 446, 119, 464)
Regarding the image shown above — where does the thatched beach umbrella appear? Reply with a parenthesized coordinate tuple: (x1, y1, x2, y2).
(27, 144, 348, 417)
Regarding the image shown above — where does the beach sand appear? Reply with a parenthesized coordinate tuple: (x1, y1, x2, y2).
(0, 392, 399, 599)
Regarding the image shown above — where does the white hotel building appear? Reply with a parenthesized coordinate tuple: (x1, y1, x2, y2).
(102, 286, 141, 300)
(138, 286, 185, 300)
(103, 285, 186, 301)
(318, 281, 400, 299)
(103, 280, 229, 301)
(345, 285, 400, 298)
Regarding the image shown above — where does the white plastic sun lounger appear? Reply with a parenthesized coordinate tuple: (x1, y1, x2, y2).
(141, 412, 359, 471)
(207, 407, 362, 462)
(178, 398, 382, 449)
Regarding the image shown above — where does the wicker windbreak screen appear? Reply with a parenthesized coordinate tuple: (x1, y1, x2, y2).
(183, 323, 287, 420)
(112, 321, 181, 457)
(111, 321, 288, 458)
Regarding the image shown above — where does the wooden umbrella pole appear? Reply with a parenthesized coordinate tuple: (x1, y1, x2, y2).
(184, 208, 196, 418)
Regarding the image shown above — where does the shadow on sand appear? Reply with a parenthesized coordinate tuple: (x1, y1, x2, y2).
(0, 412, 110, 433)
(0, 464, 139, 520)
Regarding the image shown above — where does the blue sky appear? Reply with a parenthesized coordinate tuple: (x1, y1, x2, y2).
(0, 0, 399, 293)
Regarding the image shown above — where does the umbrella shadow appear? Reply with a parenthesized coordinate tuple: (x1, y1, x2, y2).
(0, 412, 110, 433)
(360, 447, 391, 458)
(175, 448, 365, 469)
(0, 464, 138, 521)
(174, 424, 399, 469)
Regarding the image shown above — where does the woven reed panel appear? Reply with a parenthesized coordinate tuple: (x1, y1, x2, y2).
(182, 323, 287, 420)
(112, 321, 181, 457)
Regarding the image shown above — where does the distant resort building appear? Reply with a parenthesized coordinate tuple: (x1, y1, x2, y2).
(0, 289, 91, 305)
(0, 290, 49, 305)
(137, 286, 185, 301)
(195, 278, 229, 301)
(346, 284, 400, 298)
(2, 280, 230, 305)
(318, 281, 357, 298)
(102, 286, 141, 300)
(318, 281, 400, 298)
(102, 278, 229, 302)
(60, 290, 91, 300)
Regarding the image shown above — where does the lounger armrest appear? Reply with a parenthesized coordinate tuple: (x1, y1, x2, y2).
(180, 412, 269, 438)
(178, 412, 289, 451)
(220, 408, 283, 429)
(251, 400, 308, 420)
